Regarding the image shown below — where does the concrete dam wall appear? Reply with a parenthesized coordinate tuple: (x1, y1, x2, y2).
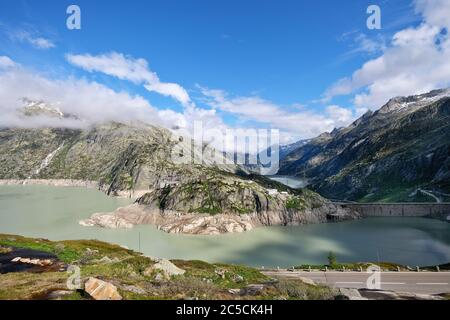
(335, 203, 450, 219)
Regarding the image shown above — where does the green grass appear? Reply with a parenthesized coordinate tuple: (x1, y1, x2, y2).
(0, 272, 69, 300)
(271, 279, 338, 300)
(0, 234, 345, 300)
(0, 234, 136, 264)
(171, 260, 270, 289)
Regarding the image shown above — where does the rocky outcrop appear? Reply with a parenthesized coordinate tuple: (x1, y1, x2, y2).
(158, 214, 254, 235)
(79, 195, 358, 235)
(79, 213, 134, 229)
(1, 247, 66, 274)
(78, 205, 255, 235)
(144, 258, 186, 278)
(11, 257, 54, 267)
(76, 159, 360, 235)
(84, 277, 122, 300)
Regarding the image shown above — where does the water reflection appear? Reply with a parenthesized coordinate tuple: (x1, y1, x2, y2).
(267, 175, 308, 189)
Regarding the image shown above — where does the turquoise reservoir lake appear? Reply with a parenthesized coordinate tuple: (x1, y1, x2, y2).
(1, 185, 449, 267)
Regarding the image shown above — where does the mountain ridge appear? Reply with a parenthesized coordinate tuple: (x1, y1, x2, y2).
(0, 103, 358, 234)
(279, 89, 450, 203)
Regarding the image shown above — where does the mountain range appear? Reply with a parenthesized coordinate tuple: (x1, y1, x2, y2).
(279, 89, 450, 203)
(0, 100, 357, 234)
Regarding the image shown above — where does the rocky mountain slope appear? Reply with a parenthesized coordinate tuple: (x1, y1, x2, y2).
(279, 89, 450, 202)
(0, 101, 358, 234)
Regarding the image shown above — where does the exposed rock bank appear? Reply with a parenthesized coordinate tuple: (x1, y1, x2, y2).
(0, 179, 98, 188)
(79, 201, 359, 235)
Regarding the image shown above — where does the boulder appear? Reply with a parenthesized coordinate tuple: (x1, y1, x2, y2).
(298, 277, 317, 287)
(215, 268, 227, 279)
(228, 289, 242, 295)
(0, 246, 12, 254)
(232, 274, 244, 283)
(84, 277, 122, 300)
(145, 258, 185, 278)
(79, 213, 134, 229)
(11, 257, 53, 266)
(94, 256, 120, 264)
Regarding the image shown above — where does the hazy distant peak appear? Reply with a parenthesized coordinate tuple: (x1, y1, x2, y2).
(18, 98, 81, 123)
(21, 98, 65, 118)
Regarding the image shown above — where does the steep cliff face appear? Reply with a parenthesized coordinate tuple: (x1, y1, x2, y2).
(279, 89, 450, 202)
(0, 122, 237, 198)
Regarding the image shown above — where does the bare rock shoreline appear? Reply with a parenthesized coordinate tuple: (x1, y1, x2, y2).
(0, 179, 99, 188)
(0, 179, 149, 200)
(1, 179, 360, 235)
(79, 204, 256, 235)
(78, 202, 358, 236)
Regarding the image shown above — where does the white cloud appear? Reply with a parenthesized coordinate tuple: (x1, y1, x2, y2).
(340, 32, 386, 57)
(0, 58, 180, 129)
(64, 51, 359, 143)
(11, 30, 55, 49)
(200, 86, 355, 141)
(66, 52, 191, 106)
(0, 56, 16, 69)
(326, 105, 354, 128)
(324, 0, 450, 110)
(415, 0, 450, 29)
(353, 33, 386, 54)
(0, 57, 232, 152)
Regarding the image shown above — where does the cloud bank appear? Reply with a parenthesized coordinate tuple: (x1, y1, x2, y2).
(325, 0, 450, 111)
(200, 86, 354, 141)
(66, 52, 191, 106)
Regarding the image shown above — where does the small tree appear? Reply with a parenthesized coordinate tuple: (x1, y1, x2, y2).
(327, 251, 337, 267)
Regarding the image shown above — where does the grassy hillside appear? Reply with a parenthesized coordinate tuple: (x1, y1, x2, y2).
(0, 234, 339, 300)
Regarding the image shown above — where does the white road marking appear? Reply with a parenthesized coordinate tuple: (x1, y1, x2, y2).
(381, 282, 405, 285)
(416, 283, 448, 285)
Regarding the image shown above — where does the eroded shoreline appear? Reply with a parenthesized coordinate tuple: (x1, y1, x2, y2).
(0, 179, 150, 200)
(78, 202, 359, 235)
(0, 179, 99, 188)
(0, 179, 360, 235)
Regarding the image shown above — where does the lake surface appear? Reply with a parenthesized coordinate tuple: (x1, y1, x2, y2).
(268, 175, 308, 189)
(1, 185, 450, 267)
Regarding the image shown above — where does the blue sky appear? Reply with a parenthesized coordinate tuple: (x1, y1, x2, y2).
(0, 0, 449, 143)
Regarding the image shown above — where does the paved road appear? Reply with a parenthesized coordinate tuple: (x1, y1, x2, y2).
(419, 188, 442, 203)
(263, 271, 450, 295)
